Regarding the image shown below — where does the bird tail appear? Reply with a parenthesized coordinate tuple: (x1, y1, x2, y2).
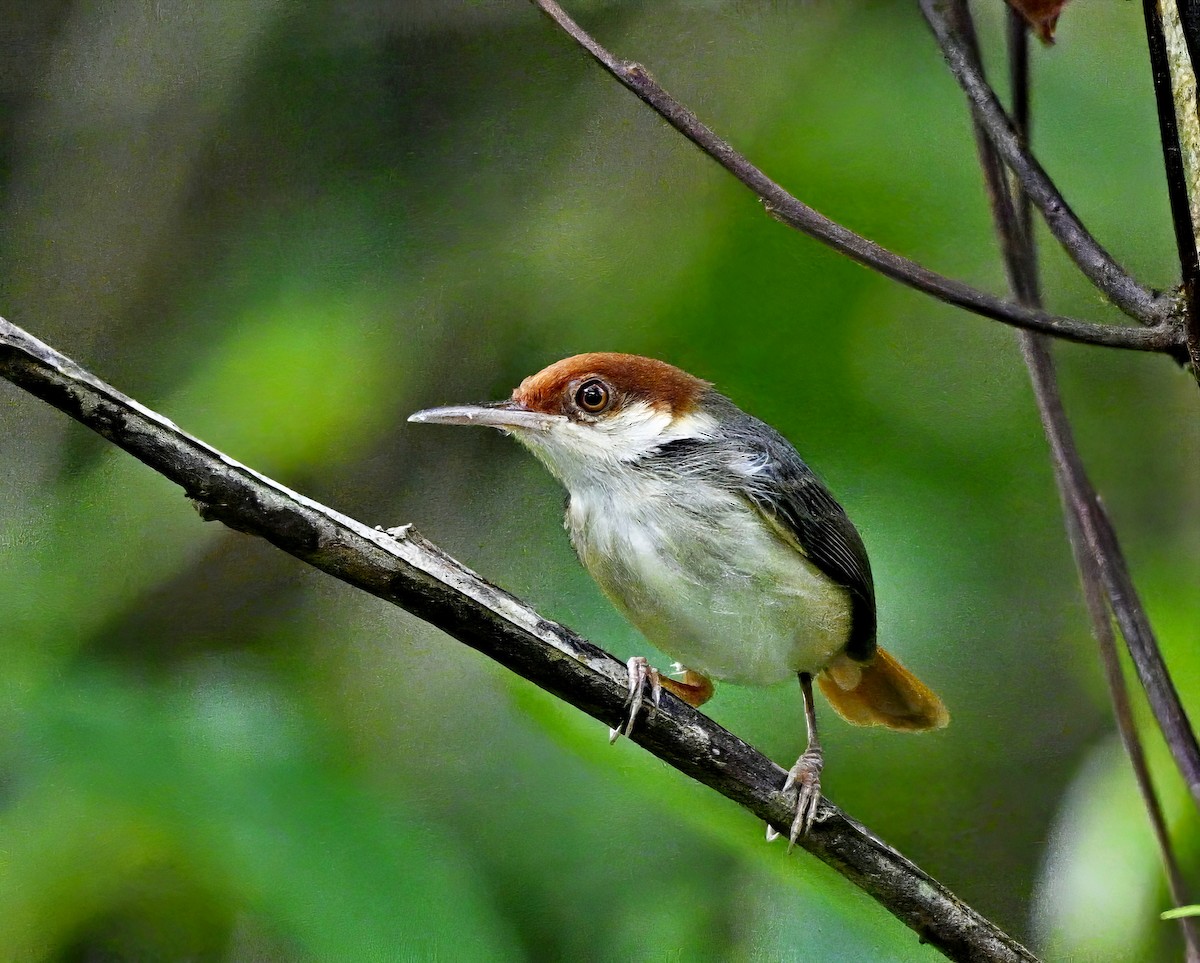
(817, 647, 949, 731)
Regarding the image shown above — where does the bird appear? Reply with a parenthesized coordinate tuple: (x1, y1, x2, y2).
(409, 352, 948, 845)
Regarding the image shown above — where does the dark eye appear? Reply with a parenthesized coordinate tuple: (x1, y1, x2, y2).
(575, 379, 610, 413)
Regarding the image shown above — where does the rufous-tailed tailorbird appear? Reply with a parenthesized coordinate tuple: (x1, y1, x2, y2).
(409, 352, 948, 846)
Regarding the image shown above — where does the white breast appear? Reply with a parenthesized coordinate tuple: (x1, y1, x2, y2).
(566, 472, 852, 686)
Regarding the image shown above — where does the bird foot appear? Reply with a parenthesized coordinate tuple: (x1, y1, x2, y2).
(765, 747, 824, 850)
(608, 656, 662, 744)
(374, 523, 413, 539)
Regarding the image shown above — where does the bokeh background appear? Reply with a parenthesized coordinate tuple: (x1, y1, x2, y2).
(2, 1, 1198, 960)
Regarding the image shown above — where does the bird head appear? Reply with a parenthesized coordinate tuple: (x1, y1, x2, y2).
(408, 353, 718, 489)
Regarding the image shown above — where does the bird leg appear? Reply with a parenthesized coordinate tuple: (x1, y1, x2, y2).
(609, 658, 713, 743)
(767, 671, 824, 849)
(609, 656, 659, 744)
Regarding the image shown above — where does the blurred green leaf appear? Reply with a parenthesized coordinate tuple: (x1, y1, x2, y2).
(2, 667, 520, 960)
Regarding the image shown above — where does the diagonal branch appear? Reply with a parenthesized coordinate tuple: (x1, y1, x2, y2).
(0, 315, 1038, 962)
(918, 0, 1175, 328)
(526, 0, 1182, 354)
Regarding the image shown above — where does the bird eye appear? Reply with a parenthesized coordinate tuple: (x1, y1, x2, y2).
(575, 379, 610, 413)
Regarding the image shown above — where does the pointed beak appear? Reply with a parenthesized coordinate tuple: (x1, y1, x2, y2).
(407, 400, 560, 432)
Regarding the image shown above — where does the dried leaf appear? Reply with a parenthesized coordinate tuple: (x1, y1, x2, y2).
(1007, 0, 1071, 44)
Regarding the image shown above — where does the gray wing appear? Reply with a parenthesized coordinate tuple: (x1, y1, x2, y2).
(657, 399, 877, 661)
(737, 449, 877, 661)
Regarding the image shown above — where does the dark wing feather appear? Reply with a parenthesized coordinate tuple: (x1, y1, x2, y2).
(739, 457, 877, 661)
(656, 398, 877, 661)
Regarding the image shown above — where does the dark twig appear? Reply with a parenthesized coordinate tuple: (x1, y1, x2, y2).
(956, 6, 1199, 951)
(1017, 340, 1200, 955)
(919, 0, 1174, 328)
(936, 0, 1200, 821)
(1001, 15, 1196, 937)
(1142, 0, 1200, 298)
(1142, 0, 1200, 371)
(1005, 14, 1036, 288)
(1067, 519, 1200, 958)
(0, 316, 1038, 963)
(526, 0, 1181, 354)
(1087, 495, 1200, 808)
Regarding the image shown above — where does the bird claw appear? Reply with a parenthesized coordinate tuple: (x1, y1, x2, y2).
(608, 656, 661, 744)
(767, 748, 824, 850)
(373, 524, 413, 540)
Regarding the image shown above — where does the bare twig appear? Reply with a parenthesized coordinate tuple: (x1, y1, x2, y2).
(1065, 509, 1200, 959)
(1000, 23, 1197, 948)
(526, 0, 1182, 354)
(1020, 345, 1200, 812)
(1003, 13, 1199, 952)
(0, 315, 1038, 963)
(1018, 335, 1200, 953)
(954, 6, 1199, 951)
(1087, 493, 1200, 808)
(932, 0, 1200, 820)
(1143, 0, 1200, 371)
(918, 0, 1174, 328)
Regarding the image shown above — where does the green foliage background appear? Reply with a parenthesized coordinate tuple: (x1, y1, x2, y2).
(2, 1, 1198, 960)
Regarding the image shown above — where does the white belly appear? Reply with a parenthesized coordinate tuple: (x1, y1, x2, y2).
(567, 479, 852, 685)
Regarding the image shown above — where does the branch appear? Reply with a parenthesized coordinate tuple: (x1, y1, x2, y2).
(918, 0, 1175, 328)
(0, 315, 1038, 962)
(1065, 498, 1200, 958)
(1019, 343, 1200, 942)
(1143, 0, 1200, 372)
(1000, 13, 1199, 950)
(1004, 23, 1199, 948)
(526, 0, 1182, 355)
(954, 5, 1200, 952)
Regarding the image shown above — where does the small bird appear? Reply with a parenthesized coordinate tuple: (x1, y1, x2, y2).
(409, 353, 948, 844)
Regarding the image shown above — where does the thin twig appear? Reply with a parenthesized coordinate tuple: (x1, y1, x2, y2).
(1142, 0, 1200, 371)
(1010, 15, 1200, 816)
(934, 0, 1200, 819)
(1086, 492, 1200, 808)
(1005, 15, 1037, 294)
(1002, 15, 1198, 943)
(1066, 519, 1200, 959)
(0, 316, 1039, 963)
(525, 0, 1182, 354)
(1018, 341, 1200, 957)
(954, 6, 1199, 952)
(918, 0, 1174, 328)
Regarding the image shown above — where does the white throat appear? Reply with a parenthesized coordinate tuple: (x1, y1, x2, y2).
(511, 402, 717, 492)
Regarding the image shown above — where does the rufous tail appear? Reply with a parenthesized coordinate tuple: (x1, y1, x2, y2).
(817, 647, 949, 731)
